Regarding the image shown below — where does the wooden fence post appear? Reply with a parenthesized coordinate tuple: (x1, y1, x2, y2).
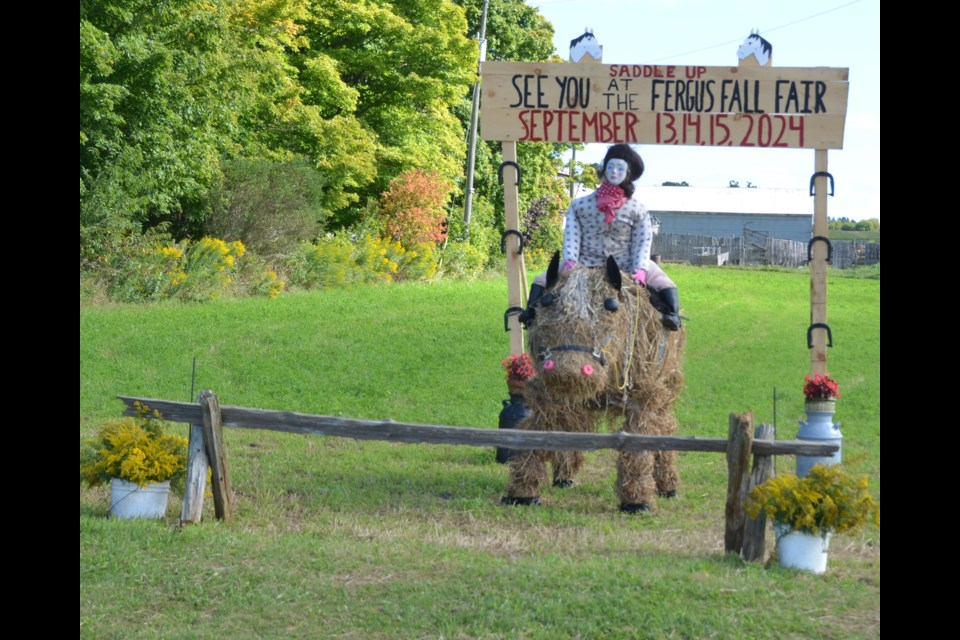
(741, 423, 776, 562)
(724, 411, 753, 554)
(180, 419, 209, 524)
(200, 390, 234, 522)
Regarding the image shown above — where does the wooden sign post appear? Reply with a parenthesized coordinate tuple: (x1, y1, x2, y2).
(502, 142, 525, 355)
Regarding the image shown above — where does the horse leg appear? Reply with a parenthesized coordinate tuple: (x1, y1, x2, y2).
(654, 450, 679, 498)
(652, 412, 680, 498)
(617, 409, 656, 512)
(549, 407, 594, 488)
(503, 450, 548, 505)
(551, 451, 584, 488)
(616, 451, 656, 512)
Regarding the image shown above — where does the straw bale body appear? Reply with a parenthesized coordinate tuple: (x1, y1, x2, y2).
(505, 257, 685, 511)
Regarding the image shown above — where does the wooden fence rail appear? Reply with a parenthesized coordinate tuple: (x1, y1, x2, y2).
(117, 393, 838, 561)
(118, 395, 834, 456)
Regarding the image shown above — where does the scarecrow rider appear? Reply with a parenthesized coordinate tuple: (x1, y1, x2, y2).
(524, 144, 682, 330)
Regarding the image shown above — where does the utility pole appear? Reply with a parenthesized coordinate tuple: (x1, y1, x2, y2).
(462, 0, 490, 237)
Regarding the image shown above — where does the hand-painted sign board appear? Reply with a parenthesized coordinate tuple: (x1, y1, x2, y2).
(480, 61, 848, 149)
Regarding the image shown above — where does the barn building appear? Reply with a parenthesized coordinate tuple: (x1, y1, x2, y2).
(633, 187, 812, 243)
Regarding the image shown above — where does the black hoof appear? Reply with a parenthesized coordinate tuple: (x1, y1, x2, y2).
(619, 502, 651, 514)
(501, 496, 541, 506)
(658, 489, 678, 499)
(553, 479, 574, 489)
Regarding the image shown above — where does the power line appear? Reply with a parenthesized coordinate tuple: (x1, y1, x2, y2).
(529, 0, 865, 62)
(647, 0, 864, 62)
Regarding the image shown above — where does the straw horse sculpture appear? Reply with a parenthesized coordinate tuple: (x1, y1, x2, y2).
(503, 254, 685, 512)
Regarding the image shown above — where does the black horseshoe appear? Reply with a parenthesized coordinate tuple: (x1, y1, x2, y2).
(807, 323, 833, 349)
(807, 236, 833, 263)
(504, 307, 524, 332)
(809, 171, 835, 197)
(498, 161, 522, 186)
(500, 229, 525, 254)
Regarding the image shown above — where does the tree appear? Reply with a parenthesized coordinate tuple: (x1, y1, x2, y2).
(80, 1, 234, 228)
(295, 0, 477, 224)
(451, 1, 566, 246)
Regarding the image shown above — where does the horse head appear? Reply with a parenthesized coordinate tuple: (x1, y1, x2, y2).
(527, 253, 633, 399)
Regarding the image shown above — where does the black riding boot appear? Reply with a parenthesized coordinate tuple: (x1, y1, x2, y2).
(650, 287, 682, 331)
(519, 283, 544, 328)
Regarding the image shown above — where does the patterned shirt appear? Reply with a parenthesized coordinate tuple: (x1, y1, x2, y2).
(562, 192, 652, 273)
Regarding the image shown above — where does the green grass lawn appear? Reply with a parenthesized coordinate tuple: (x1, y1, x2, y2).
(80, 265, 880, 639)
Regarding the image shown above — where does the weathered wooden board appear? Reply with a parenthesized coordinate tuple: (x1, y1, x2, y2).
(117, 396, 839, 456)
(480, 61, 848, 148)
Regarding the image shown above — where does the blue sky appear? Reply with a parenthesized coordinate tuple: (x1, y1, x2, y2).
(526, 0, 880, 220)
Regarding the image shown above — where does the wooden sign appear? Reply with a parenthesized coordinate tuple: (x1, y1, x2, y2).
(480, 61, 848, 149)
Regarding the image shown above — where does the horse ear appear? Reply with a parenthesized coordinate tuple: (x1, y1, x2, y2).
(605, 256, 622, 291)
(546, 252, 561, 288)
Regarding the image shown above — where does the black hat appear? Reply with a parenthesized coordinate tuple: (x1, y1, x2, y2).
(600, 144, 644, 180)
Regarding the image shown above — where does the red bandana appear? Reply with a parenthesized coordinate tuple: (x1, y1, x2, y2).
(596, 182, 626, 224)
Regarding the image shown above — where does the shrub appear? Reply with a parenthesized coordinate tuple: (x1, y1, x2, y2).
(286, 233, 438, 289)
(204, 157, 329, 258)
(80, 403, 187, 488)
(438, 241, 488, 279)
(172, 237, 247, 301)
(522, 196, 564, 257)
(745, 464, 880, 538)
(378, 168, 452, 246)
(287, 237, 355, 289)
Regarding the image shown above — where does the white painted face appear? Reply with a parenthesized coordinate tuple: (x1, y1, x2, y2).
(605, 158, 629, 186)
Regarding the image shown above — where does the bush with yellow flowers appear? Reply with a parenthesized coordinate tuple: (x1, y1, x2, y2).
(80, 403, 188, 488)
(745, 464, 880, 538)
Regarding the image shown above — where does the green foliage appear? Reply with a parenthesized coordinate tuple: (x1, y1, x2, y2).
(457, 0, 555, 63)
(296, 0, 477, 208)
(437, 241, 489, 279)
(80, 0, 234, 226)
(286, 234, 438, 288)
(87, 234, 284, 302)
(830, 216, 880, 232)
(377, 168, 452, 246)
(745, 464, 880, 537)
(203, 157, 330, 258)
(447, 196, 501, 270)
(521, 196, 564, 257)
(80, 403, 187, 487)
(80, 0, 571, 278)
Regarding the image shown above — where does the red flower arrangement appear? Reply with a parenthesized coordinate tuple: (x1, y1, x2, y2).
(502, 352, 536, 382)
(803, 373, 841, 400)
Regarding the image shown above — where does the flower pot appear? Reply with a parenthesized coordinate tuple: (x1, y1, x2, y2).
(506, 377, 527, 394)
(775, 523, 831, 574)
(110, 478, 171, 519)
(797, 399, 842, 477)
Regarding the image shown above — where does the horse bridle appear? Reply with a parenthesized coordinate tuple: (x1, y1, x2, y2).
(539, 334, 614, 367)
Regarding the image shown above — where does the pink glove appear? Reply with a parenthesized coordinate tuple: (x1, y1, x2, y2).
(561, 260, 577, 271)
(632, 268, 647, 286)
